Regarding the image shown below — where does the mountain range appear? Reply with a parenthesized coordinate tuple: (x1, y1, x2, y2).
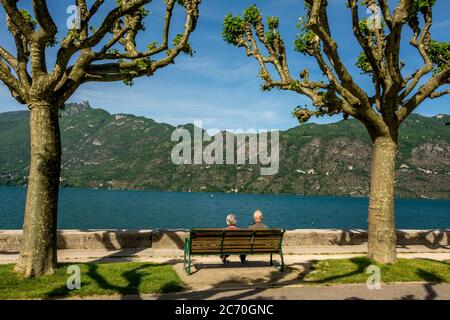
(0, 101, 449, 199)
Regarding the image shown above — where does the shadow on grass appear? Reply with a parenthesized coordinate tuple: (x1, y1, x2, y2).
(158, 256, 450, 300)
(299, 256, 372, 284)
(89, 264, 144, 297)
(415, 268, 445, 300)
(45, 263, 182, 299)
(41, 257, 449, 300)
(302, 257, 450, 285)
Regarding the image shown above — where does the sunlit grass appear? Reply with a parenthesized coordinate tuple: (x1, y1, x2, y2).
(0, 262, 183, 299)
(302, 257, 450, 285)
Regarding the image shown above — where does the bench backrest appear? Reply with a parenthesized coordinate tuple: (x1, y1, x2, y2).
(187, 228, 284, 255)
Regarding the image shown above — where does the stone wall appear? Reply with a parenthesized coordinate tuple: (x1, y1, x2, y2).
(0, 229, 152, 252)
(0, 229, 448, 251)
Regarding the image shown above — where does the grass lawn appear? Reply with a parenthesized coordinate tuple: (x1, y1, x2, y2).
(0, 262, 183, 299)
(302, 257, 450, 285)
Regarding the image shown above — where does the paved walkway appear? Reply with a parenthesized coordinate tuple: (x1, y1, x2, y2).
(74, 283, 450, 300)
(2, 244, 449, 265)
(2, 245, 449, 300)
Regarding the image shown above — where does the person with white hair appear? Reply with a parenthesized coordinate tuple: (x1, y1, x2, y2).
(239, 209, 270, 264)
(248, 209, 269, 230)
(220, 213, 246, 263)
(225, 213, 238, 230)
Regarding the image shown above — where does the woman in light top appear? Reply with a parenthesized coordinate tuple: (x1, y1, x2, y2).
(224, 213, 238, 230)
(220, 214, 246, 263)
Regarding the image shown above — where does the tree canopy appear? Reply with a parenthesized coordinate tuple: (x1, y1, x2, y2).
(0, 0, 200, 107)
(223, 0, 449, 138)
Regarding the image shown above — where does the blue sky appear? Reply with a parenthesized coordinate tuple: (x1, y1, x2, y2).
(0, 0, 449, 130)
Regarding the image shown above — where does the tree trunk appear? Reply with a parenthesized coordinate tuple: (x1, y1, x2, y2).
(14, 101, 61, 277)
(367, 135, 398, 264)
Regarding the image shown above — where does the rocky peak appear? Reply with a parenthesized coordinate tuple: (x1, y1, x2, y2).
(61, 101, 92, 116)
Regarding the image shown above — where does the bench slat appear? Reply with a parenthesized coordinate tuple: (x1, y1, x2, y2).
(187, 228, 284, 255)
(184, 228, 285, 274)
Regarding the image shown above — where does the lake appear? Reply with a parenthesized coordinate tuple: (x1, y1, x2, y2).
(0, 186, 449, 230)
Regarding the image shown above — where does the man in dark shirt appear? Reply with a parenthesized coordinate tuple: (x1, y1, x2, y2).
(241, 209, 269, 263)
(248, 209, 269, 230)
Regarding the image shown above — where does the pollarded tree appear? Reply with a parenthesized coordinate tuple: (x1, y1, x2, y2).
(223, 0, 449, 263)
(0, 0, 200, 277)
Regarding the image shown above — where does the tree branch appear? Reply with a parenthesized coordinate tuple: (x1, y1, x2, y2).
(53, 0, 200, 103)
(348, 0, 382, 82)
(397, 66, 450, 122)
(0, 45, 18, 69)
(32, 0, 57, 39)
(0, 59, 26, 103)
(307, 0, 371, 108)
(49, 0, 153, 89)
(0, 0, 34, 40)
(400, 3, 434, 100)
(5, 15, 31, 87)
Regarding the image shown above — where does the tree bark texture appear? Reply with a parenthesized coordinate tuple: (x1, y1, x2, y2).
(367, 135, 398, 264)
(14, 102, 61, 277)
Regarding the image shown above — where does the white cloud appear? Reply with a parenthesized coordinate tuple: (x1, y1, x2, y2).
(433, 19, 450, 29)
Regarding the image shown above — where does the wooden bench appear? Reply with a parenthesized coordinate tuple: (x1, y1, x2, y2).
(183, 228, 285, 275)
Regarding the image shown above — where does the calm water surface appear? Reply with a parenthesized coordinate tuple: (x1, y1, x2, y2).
(0, 187, 448, 230)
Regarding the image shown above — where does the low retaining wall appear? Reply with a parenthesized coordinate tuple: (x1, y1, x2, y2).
(0, 229, 448, 251)
(0, 230, 152, 251)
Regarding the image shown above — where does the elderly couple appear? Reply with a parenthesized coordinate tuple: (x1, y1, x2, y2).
(220, 209, 269, 264)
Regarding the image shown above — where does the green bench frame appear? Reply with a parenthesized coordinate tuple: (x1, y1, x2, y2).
(183, 228, 285, 275)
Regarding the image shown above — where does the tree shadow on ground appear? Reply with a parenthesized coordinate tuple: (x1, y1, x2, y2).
(156, 257, 311, 300)
(86, 264, 146, 297)
(40, 256, 449, 300)
(297, 257, 372, 284)
(45, 263, 181, 299)
(396, 229, 450, 250)
(57, 229, 152, 264)
(344, 261, 448, 301)
(415, 268, 445, 300)
(151, 229, 187, 250)
(44, 263, 147, 299)
(157, 269, 298, 300)
(189, 260, 282, 275)
(158, 257, 449, 300)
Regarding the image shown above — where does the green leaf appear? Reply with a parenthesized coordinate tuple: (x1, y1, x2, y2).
(222, 14, 244, 45)
(243, 4, 261, 26)
(19, 9, 37, 29)
(294, 18, 315, 55)
(355, 51, 372, 74)
(427, 40, 450, 73)
(172, 34, 194, 57)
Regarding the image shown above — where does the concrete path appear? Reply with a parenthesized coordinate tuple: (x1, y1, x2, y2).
(2, 244, 449, 265)
(74, 282, 450, 300)
(2, 245, 449, 300)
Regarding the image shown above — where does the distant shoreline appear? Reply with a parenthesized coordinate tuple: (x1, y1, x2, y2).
(0, 185, 448, 201)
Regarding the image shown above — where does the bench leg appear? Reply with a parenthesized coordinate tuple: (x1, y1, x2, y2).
(279, 251, 285, 272)
(188, 252, 192, 275)
(184, 253, 192, 275)
(183, 249, 187, 273)
(270, 253, 273, 266)
(184, 242, 192, 275)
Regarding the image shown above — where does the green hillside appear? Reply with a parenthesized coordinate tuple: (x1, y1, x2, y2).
(0, 102, 448, 199)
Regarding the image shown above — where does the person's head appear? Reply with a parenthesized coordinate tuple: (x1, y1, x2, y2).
(226, 213, 237, 226)
(253, 209, 263, 223)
